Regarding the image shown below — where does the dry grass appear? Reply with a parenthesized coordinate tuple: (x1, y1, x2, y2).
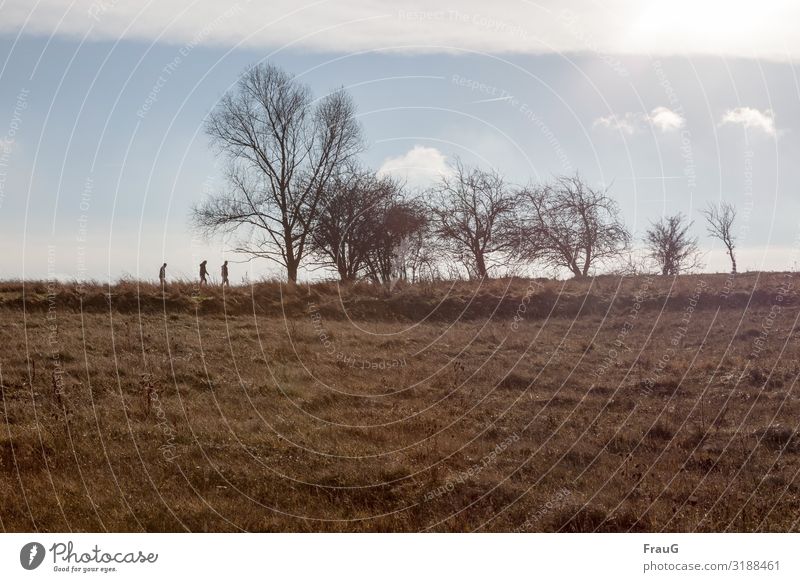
(1, 272, 800, 532)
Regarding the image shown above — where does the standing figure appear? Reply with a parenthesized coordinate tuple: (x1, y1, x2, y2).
(159, 262, 167, 286)
(199, 260, 208, 286)
(221, 260, 229, 287)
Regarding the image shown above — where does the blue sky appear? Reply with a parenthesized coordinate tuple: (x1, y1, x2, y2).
(1, 1, 799, 281)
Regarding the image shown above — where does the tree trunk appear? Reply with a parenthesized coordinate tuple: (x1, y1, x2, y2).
(729, 250, 737, 275)
(582, 247, 592, 277)
(287, 261, 298, 284)
(475, 251, 488, 279)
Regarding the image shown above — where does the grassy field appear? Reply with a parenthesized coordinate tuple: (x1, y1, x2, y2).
(1, 272, 800, 532)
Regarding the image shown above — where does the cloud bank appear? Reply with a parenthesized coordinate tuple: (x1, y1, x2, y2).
(1, 0, 799, 60)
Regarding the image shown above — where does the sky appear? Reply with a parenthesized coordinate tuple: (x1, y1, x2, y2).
(1, 0, 799, 282)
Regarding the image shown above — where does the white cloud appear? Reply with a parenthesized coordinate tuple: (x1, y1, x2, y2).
(719, 107, 776, 135)
(377, 145, 450, 189)
(2, 1, 799, 60)
(649, 107, 685, 132)
(593, 113, 640, 135)
(593, 107, 684, 135)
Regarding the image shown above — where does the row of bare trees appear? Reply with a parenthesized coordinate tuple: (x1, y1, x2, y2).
(427, 166, 631, 279)
(643, 202, 737, 276)
(426, 164, 736, 279)
(193, 63, 739, 283)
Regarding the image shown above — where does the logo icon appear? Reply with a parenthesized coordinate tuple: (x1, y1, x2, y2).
(20, 542, 46, 570)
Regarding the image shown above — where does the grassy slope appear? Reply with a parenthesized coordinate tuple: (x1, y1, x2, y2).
(1, 272, 799, 531)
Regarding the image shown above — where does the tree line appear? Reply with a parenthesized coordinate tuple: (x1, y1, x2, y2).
(193, 63, 739, 284)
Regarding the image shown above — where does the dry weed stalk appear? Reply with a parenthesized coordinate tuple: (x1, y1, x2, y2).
(141, 373, 156, 418)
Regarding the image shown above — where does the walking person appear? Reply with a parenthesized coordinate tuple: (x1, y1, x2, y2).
(221, 260, 230, 287)
(159, 262, 167, 287)
(199, 260, 208, 286)
(221, 260, 229, 287)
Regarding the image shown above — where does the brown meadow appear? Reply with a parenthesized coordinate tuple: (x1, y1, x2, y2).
(1, 272, 799, 532)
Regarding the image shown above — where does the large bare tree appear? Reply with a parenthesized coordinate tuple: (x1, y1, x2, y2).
(192, 63, 362, 282)
(645, 213, 702, 275)
(428, 161, 517, 279)
(702, 201, 737, 274)
(515, 175, 630, 278)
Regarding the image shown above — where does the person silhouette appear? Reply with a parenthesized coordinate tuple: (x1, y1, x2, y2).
(159, 263, 167, 286)
(221, 260, 229, 287)
(199, 260, 208, 286)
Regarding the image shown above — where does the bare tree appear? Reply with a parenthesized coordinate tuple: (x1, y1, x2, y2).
(398, 223, 440, 283)
(428, 161, 517, 279)
(310, 165, 428, 285)
(702, 201, 737, 274)
(645, 213, 703, 275)
(192, 63, 362, 283)
(310, 165, 397, 282)
(515, 175, 630, 278)
(362, 200, 428, 286)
